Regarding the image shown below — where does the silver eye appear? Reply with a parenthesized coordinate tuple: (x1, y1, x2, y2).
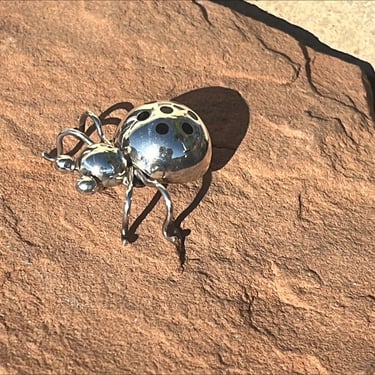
(76, 176, 98, 194)
(55, 155, 75, 172)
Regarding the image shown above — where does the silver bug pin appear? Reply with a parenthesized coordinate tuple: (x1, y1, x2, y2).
(42, 101, 212, 248)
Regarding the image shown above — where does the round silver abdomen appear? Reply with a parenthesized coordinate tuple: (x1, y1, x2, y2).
(114, 101, 212, 184)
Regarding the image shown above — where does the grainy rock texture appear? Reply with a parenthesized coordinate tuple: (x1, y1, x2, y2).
(0, 1, 374, 374)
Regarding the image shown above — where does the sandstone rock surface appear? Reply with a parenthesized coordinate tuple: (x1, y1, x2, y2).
(0, 1, 374, 374)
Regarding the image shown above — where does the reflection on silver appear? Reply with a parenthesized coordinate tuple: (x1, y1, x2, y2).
(42, 102, 212, 249)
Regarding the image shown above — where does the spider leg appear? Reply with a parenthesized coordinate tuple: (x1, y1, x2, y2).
(78, 111, 110, 144)
(135, 170, 178, 244)
(56, 129, 94, 156)
(121, 171, 134, 245)
(42, 128, 94, 163)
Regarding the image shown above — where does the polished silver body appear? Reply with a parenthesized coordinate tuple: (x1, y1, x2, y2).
(114, 102, 211, 184)
(42, 102, 211, 246)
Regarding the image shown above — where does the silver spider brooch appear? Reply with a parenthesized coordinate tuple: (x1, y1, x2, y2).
(42, 101, 212, 249)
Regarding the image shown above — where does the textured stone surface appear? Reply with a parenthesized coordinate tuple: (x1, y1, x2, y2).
(0, 1, 374, 374)
(250, 0, 375, 69)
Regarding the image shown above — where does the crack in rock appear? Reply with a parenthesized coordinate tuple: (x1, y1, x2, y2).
(192, 0, 213, 27)
(1, 197, 39, 248)
(300, 44, 370, 121)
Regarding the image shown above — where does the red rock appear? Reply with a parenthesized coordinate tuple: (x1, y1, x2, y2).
(0, 1, 374, 374)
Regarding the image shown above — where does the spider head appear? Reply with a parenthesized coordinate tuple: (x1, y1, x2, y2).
(74, 143, 129, 194)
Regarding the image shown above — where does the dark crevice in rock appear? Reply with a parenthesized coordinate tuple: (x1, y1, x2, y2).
(333, 117, 359, 147)
(231, 17, 301, 85)
(254, 34, 301, 83)
(299, 43, 320, 95)
(304, 110, 329, 122)
(1, 197, 40, 248)
(299, 45, 370, 122)
(192, 0, 213, 27)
